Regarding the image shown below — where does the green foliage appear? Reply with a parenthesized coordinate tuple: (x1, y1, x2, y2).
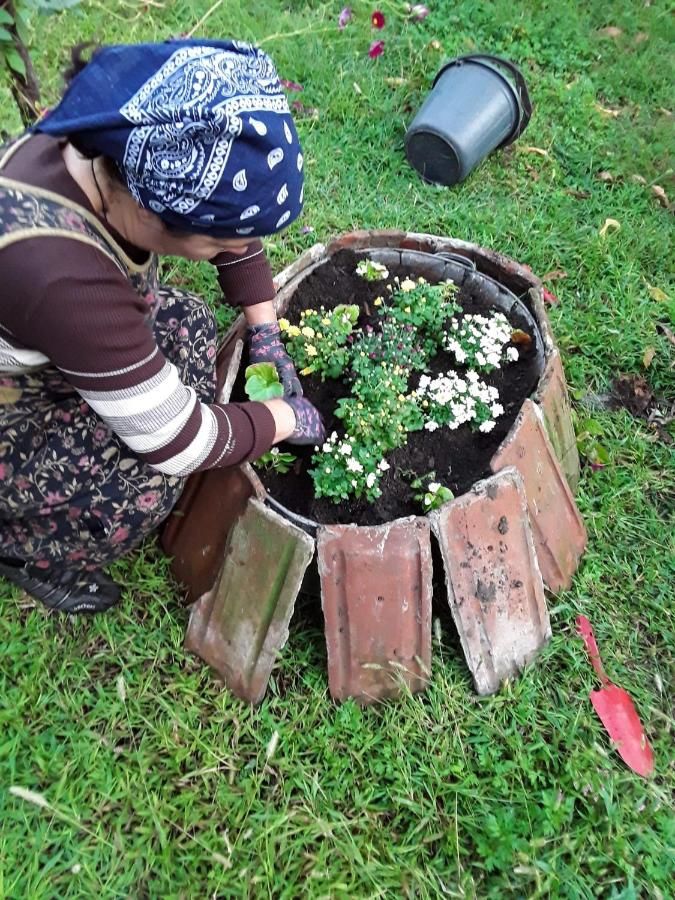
(280, 303, 358, 380)
(410, 471, 454, 510)
(253, 447, 297, 474)
(243, 362, 283, 401)
(384, 277, 460, 354)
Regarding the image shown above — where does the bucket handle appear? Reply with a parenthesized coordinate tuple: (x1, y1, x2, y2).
(441, 54, 533, 144)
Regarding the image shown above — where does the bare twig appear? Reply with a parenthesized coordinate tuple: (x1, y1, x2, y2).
(186, 0, 225, 38)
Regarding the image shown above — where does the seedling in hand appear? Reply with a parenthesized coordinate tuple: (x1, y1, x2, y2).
(244, 362, 284, 402)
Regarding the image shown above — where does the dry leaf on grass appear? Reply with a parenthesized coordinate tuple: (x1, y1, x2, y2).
(651, 185, 670, 208)
(634, 32, 649, 44)
(542, 269, 568, 283)
(656, 323, 675, 347)
(630, 174, 647, 184)
(594, 102, 621, 118)
(597, 170, 615, 182)
(647, 284, 670, 302)
(520, 146, 550, 157)
(597, 26, 623, 38)
(599, 218, 621, 237)
(642, 346, 656, 368)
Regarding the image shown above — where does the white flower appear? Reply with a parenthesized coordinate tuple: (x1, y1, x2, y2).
(346, 458, 364, 473)
(322, 442, 333, 453)
(491, 403, 504, 417)
(378, 459, 390, 471)
(366, 472, 377, 488)
(424, 421, 440, 432)
(479, 420, 496, 433)
(400, 278, 416, 292)
(428, 482, 441, 493)
(351, 479, 358, 487)
(506, 347, 519, 362)
(338, 443, 352, 456)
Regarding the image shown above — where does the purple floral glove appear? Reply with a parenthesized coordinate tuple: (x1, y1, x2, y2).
(285, 395, 327, 446)
(247, 322, 303, 397)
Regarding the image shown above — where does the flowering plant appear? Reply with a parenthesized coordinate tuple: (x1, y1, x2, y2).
(410, 472, 454, 510)
(254, 447, 297, 474)
(443, 311, 519, 372)
(275, 257, 524, 511)
(280, 304, 359, 380)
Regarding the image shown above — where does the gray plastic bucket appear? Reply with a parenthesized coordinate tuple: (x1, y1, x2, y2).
(405, 54, 532, 186)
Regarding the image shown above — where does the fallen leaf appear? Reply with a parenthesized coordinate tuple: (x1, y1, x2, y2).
(542, 269, 568, 283)
(428, 39, 443, 51)
(647, 284, 670, 302)
(565, 188, 591, 200)
(656, 322, 675, 347)
(651, 184, 670, 208)
(511, 329, 533, 347)
(630, 174, 647, 184)
(612, 374, 653, 417)
(657, 107, 672, 117)
(642, 346, 656, 368)
(594, 102, 621, 118)
(280, 78, 303, 92)
(597, 170, 615, 182)
(597, 26, 623, 38)
(521, 145, 550, 157)
(368, 40, 385, 59)
(599, 217, 621, 237)
(634, 31, 649, 44)
(290, 99, 319, 120)
(0, 386, 22, 404)
(116, 674, 126, 702)
(543, 288, 559, 305)
(384, 76, 407, 87)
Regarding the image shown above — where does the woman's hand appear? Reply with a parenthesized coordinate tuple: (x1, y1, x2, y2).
(247, 321, 302, 397)
(263, 396, 326, 446)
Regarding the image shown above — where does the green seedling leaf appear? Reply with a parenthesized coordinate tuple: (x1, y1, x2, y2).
(334, 304, 360, 325)
(245, 362, 283, 402)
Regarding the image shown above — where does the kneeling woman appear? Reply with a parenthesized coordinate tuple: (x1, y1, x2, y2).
(0, 39, 325, 613)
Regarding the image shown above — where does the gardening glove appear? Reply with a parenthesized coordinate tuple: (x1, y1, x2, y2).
(247, 322, 303, 397)
(285, 395, 327, 446)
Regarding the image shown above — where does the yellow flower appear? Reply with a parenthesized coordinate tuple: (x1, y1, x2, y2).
(278, 318, 290, 331)
(301, 326, 316, 339)
(287, 325, 301, 337)
(305, 344, 318, 357)
(300, 366, 314, 375)
(373, 297, 383, 307)
(401, 278, 416, 292)
(404, 306, 412, 314)
(321, 317, 331, 326)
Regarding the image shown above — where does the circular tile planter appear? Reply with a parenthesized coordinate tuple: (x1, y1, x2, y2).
(169, 231, 587, 704)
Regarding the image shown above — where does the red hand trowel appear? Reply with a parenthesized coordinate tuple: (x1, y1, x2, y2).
(576, 615, 654, 777)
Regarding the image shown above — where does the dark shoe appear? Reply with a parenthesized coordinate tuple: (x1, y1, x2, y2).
(0, 559, 120, 614)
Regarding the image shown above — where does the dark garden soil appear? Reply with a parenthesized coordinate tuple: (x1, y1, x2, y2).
(235, 250, 541, 526)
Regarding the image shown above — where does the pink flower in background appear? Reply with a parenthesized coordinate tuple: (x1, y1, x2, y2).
(338, 6, 352, 29)
(371, 10, 385, 28)
(369, 39, 385, 58)
(281, 78, 303, 92)
(409, 4, 430, 21)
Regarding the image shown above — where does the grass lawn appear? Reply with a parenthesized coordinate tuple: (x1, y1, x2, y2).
(1, 1, 673, 896)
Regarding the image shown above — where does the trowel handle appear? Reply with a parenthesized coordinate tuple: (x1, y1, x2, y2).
(576, 615, 609, 685)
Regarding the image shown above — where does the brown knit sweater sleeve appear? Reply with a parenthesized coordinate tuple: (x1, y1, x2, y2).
(210, 240, 276, 308)
(0, 236, 276, 476)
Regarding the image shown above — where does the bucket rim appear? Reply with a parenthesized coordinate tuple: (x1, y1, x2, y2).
(431, 54, 532, 145)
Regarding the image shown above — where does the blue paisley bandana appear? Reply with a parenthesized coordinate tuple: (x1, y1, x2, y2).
(35, 39, 304, 237)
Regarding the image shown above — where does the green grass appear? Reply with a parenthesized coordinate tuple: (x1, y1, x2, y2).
(1, 1, 673, 896)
